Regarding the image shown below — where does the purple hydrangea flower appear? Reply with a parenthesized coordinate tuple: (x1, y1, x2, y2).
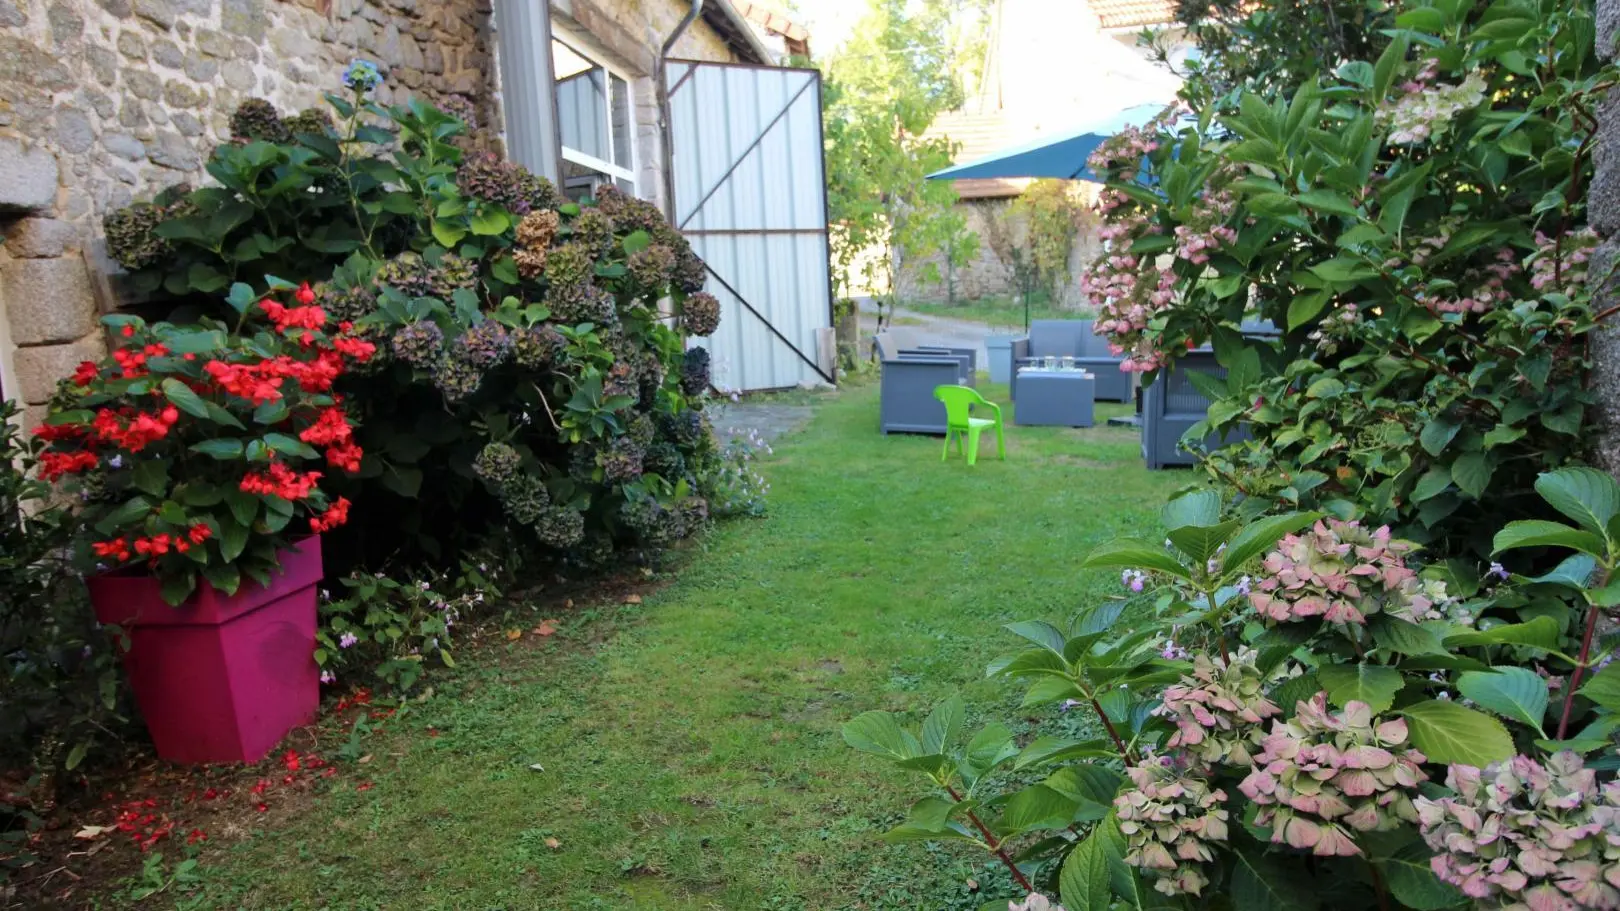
(339, 632, 358, 649)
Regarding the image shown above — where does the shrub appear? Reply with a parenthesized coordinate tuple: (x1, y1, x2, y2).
(0, 401, 128, 797)
(845, 471, 1620, 909)
(100, 69, 729, 576)
(1080, 0, 1608, 560)
(34, 284, 370, 604)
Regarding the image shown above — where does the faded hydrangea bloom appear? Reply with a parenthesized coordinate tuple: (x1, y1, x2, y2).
(455, 320, 513, 369)
(1238, 694, 1427, 857)
(1008, 896, 1066, 911)
(472, 442, 521, 487)
(1248, 519, 1436, 626)
(500, 474, 550, 525)
(1416, 752, 1620, 910)
(681, 292, 722, 337)
(391, 321, 444, 368)
(431, 354, 482, 402)
(1115, 760, 1229, 896)
(1379, 60, 1487, 145)
(1157, 648, 1281, 767)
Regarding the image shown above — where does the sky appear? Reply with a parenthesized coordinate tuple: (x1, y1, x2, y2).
(789, 0, 873, 57)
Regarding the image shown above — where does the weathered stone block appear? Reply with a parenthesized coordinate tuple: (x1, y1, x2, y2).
(0, 0, 27, 27)
(151, 38, 183, 68)
(104, 132, 147, 160)
(3, 257, 98, 346)
(222, 59, 256, 92)
(126, 69, 161, 100)
(163, 80, 203, 108)
(0, 139, 58, 212)
(47, 2, 84, 43)
(54, 107, 94, 154)
(148, 131, 199, 170)
(133, 0, 175, 28)
(221, 0, 265, 39)
(13, 335, 105, 404)
(96, 0, 131, 18)
(184, 53, 218, 81)
(6, 218, 77, 258)
(1593, 87, 1620, 238)
(117, 30, 146, 58)
(195, 28, 231, 57)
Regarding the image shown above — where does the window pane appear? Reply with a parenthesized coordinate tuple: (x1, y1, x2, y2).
(553, 39, 609, 162)
(610, 74, 632, 169)
(561, 158, 613, 203)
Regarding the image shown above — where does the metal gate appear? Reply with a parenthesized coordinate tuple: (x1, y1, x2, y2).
(666, 60, 835, 392)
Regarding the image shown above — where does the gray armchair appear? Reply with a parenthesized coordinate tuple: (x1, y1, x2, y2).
(1010, 320, 1130, 402)
(1141, 347, 1254, 469)
(874, 334, 962, 435)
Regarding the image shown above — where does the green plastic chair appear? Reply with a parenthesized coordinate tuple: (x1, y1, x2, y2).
(934, 385, 1006, 466)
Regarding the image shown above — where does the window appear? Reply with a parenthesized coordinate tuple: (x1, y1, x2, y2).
(552, 37, 636, 200)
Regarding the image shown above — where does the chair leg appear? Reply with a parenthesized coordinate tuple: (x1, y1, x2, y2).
(995, 420, 1006, 460)
(941, 429, 953, 461)
(966, 426, 982, 466)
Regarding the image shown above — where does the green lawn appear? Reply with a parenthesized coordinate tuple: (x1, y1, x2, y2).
(898, 296, 1084, 330)
(192, 382, 1184, 910)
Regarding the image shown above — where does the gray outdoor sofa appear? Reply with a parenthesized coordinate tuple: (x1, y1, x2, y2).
(875, 333, 974, 434)
(1142, 322, 1280, 469)
(1009, 320, 1130, 402)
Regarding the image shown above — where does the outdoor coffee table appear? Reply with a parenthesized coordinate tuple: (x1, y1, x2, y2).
(1014, 370, 1095, 427)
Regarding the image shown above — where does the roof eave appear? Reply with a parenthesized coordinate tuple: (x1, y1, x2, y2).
(700, 0, 777, 65)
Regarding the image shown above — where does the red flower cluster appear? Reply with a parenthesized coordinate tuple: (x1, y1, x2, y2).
(205, 359, 285, 405)
(37, 450, 98, 480)
(113, 798, 173, 852)
(92, 537, 132, 562)
(310, 496, 351, 533)
(332, 335, 377, 362)
(73, 360, 100, 386)
(259, 297, 327, 333)
(95, 524, 211, 566)
(111, 343, 169, 380)
(89, 405, 180, 452)
(240, 462, 322, 500)
(299, 407, 364, 472)
(32, 421, 86, 442)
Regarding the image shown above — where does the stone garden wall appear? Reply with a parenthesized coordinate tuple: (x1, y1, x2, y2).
(0, 0, 742, 430)
(0, 0, 501, 428)
(1590, 0, 1620, 475)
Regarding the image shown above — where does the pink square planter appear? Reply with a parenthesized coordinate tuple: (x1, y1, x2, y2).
(88, 536, 324, 765)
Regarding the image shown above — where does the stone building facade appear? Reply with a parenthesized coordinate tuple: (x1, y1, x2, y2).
(1589, 0, 1620, 476)
(0, 0, 767, 429)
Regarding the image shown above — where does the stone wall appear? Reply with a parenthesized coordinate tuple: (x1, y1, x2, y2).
(0, 0, 743, 428)
(1590, 0, 1620, 475)
(0, 0, 500, 427)
(894, 195, 1103, 310)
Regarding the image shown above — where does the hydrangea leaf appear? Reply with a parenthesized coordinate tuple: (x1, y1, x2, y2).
(1380, 843, 1466, 911)
(1578, 663, 1620, 712)
(1534, 467, 1620, 537)
(1398, 700, 1513, 766)
(1456, 667, 1548, 736)
(841, 711, 920, 760)
(1316, 663, 1404, 713)
(1442, 616, 1560, 651)
(1491, 520, 1605, 557)
(1161, 489, 1223, 531)
(1081, 540, 1192, 579)
(1058, 829, 1112, 911)
(997, 784, 1079, 837)
(1231, 845, 1320, 910)
(1222, 512, 1322, 574)
(920, 695, 964, 755)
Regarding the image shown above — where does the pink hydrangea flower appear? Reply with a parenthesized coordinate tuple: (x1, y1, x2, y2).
(1156, 648, 1281, 767)
(1247, 519, 1436, 626)
(1115, 761, 1230, 896)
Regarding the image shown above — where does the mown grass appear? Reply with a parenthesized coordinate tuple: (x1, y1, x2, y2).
(188, 382, 1185, 910)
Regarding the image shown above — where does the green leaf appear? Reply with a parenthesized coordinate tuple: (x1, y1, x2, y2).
(1443, 616, 1561, 651)
(1082, 540, 1190, 579)
(1525, 554, 1597, 590)
(1005, 620, 1068, 655)
(217, 518, 249, 563)
(160, 570, 197, 606)
(202, 562, 242, 596)
(1270, 672, 1322, 716)
(1044, 765, 1124, 811)
(1492, 520, 1606, 557)
(225, 282, 256, 315)
(1013, 736, 1113, 771)
(1287, 292, 1330, 330)
(1223, 512, 1321, 573)
(1399, 700, 1514, 766)
(1317, 663, 1404, 713)
(94, 496, 153, 535)
(1450, 453, 1492, 499)
(226, 490, 258, 527)
(431, 220, 467, 247)
(161, 378, 211, 419)
(130, 458, 169, 497)
(963, 723, 1019, 777)
(1370, 617, 1447, 656)
(469, 208, 511, 236)
(1382, 843, 1467, 910)
(1161, 489, 1223, 530)
(1168, 520, 1242, 566)
(921, 695, 964, 754)
(1535, 468, 1620, 537)
(1297, 189, 1358, 217)
(623, 229, 652, 255)
(190, 439, 245, 460)
(1457, 667, 1548, 735)
(1579, 663, 1620, 711)
(997, 784, 1079, 836)
(1232, 846, 1320, 910)
(1419, 419, 1460, 457)
(1058, 831, 1112, 911)
(842, 711, 920, 760)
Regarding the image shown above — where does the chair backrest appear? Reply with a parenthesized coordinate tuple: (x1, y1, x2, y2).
(873, 333, 897, 361)
(1029, 320, 1089, 358)
(1076, 321, 1117, 358)
(933, 385, 982, 426)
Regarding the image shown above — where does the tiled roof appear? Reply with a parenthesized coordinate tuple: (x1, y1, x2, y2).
(927, 109, 1031, 199)
(1091, 0, 1177, 29)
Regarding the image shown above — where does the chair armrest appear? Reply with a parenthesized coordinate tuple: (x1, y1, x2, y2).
(1011, 338, 1031, 359)
(973, 400, 1002, 421)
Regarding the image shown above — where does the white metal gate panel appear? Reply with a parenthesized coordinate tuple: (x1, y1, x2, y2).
(667, 60, 835, 392)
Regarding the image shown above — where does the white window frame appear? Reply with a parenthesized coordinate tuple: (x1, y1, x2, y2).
(549, 24, 639, 193)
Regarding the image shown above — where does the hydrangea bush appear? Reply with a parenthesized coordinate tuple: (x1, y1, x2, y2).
(846, 466, 1620, 910)
(99, 67, 739, 581)
(1079, 0, 1610, 561)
